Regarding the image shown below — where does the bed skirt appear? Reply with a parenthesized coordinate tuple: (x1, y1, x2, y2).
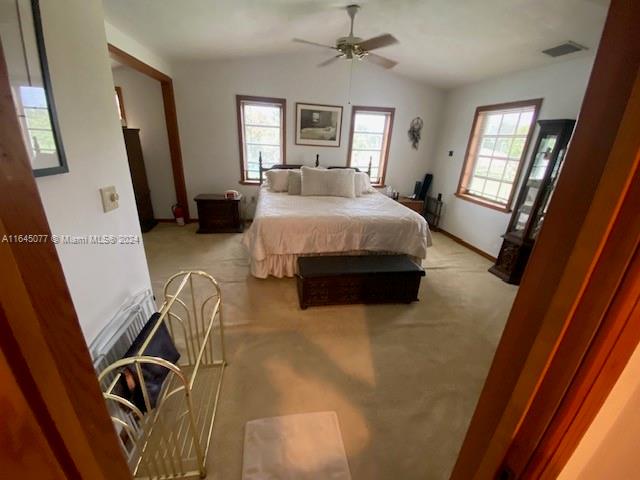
(250, 250, 422, 279)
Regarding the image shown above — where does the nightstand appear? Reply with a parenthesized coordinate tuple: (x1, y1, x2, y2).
(194, 194, 243, 233)
(397, 196, 424, 214)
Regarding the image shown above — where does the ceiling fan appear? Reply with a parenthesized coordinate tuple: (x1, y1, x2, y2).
(293, 4, 398, 69)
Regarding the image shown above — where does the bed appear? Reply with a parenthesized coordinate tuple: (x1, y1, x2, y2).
(242, 179, 432, 278)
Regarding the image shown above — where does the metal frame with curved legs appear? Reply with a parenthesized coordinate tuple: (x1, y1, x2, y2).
(94, 271, 226, 479)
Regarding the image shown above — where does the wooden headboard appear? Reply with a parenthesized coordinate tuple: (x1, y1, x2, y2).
(258, 154, 372, 184)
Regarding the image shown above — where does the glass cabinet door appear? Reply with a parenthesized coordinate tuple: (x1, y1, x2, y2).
(492, 119, 575, 285)
(529, 147, 567, 240)
(511, 134, 558, 235)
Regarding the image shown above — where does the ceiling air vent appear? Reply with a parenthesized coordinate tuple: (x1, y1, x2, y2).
(542, 41, 588, 57)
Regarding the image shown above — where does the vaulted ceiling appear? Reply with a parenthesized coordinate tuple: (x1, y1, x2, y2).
(103, 0, 609, 88)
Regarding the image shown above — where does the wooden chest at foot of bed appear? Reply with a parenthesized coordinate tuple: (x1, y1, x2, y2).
(296, 255, 425, 309)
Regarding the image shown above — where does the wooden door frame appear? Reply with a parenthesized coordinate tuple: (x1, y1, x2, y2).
(451, 1, 640, 478)
(1, 1, 638, 478)
(108, 43, 190, 222)
(0, 41, 131, 478)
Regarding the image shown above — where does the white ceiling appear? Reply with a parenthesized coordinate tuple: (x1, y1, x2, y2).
(103, 0, 609, 88)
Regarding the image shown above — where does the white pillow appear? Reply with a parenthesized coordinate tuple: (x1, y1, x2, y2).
(265, 169, 290, 192)
(300, 166, 356, 198)
(354, 172, 374, 195)
(287, 170, 302, 195)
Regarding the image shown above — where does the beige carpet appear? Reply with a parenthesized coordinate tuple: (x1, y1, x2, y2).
(143, 224, 517, 480)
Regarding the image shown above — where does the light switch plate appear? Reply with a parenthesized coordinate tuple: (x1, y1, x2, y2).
(100, 186, 119, 212)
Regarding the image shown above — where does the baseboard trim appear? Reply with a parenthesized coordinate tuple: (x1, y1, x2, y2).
(438, 228, 497, 262)
(155, 218, 199, 224)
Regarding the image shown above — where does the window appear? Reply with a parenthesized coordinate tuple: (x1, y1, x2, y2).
(457, 99, 542, 211)
(19, 86, 56, 156)
(236, 95, 286, 183)
(347, 106, 395, 186)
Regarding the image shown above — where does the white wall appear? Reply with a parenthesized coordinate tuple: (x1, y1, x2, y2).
(35, 0, 151, 342)
(172, 52, 445, 217)
(431, 56, 595, 256)
(112, 66, 176, 219)
(559, 343, 640, 480)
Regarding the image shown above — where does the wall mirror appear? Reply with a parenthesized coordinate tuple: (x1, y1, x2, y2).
(0, 0, 68, 176)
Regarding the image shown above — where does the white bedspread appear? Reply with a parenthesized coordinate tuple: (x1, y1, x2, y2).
(242, 188, 432, 278)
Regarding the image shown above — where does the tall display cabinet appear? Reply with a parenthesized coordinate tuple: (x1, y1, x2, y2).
(489, 119, 576, 284)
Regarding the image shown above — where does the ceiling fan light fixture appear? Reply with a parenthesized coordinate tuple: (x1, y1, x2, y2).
(293, 4, 398, 70)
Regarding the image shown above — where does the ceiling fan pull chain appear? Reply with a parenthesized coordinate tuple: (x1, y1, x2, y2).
(348, 58, 355, 105)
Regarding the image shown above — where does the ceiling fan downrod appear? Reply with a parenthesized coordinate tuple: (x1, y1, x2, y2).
(347, 4, 359, 38)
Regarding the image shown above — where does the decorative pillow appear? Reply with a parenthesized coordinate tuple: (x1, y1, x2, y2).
(265, 169, 290, 192)
(287, 170, 302, 195)
(301, 166, 356, 198)
(354, 172, 375, 195)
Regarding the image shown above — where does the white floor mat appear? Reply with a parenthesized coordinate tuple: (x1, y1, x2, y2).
(242, 411, 352, 480)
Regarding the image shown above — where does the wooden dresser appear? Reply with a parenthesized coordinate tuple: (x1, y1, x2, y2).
(194, 194, 243, 233)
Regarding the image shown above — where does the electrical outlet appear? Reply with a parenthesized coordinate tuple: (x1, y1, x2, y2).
(100, 186, 119, 212)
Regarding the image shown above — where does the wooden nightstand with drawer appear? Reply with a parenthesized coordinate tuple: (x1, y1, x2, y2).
(397, 196, 424, 214)
(194, 194, 243, 233)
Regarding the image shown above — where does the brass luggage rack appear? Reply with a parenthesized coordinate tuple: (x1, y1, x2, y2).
(90, 271, 226, 479)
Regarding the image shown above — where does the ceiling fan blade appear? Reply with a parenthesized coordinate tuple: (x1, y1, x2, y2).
(293, 38, 337, 50)
(365, 53, 398, 69)
(358, 34, 398, 51)
(318, 55, 341, 67)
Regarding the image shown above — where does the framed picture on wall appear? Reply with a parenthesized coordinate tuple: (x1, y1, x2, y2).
(295, 102, 343, 147)
(0, 0, 68, 176)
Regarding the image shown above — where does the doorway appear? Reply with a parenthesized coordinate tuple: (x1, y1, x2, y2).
(108, 44, 190, 226)
(1, 1, 638, 477)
